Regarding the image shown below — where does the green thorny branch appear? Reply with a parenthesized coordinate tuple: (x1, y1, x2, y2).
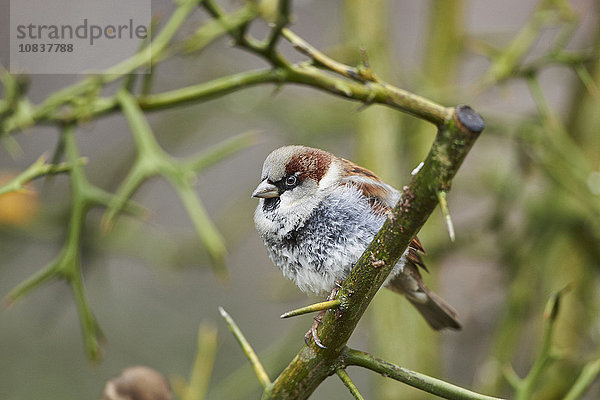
(1, 122, 256, 360)
(218, 97, 489, 398)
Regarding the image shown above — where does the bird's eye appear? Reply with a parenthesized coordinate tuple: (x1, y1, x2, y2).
(285, 175, 298, 188)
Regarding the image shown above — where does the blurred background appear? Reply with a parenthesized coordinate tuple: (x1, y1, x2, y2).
(1, 0, 599, 399)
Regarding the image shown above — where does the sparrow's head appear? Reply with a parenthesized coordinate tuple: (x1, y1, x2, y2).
(252, 145, 338, 207)
(252, 146, 340, 232)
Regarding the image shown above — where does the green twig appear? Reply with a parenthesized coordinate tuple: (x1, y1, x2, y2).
(280, 299, 341, 319)
(281, 28, 378, 83)
(109, 89, 229, 280)
(184, 2, 258, 54)
(343, 348, 503, 400)
(0, 154, 85, 196)
(335, 369, 365, 400)
(510, 287, 570, 400)
(5, 126, 111, 360)
(265, 0, 292, 54)
(2, 0, 200, 133)
(563, 358, 600, 400)
(185, 130, 260, 172)
(108, 94, 257, 275)
(177, 323, 219, 400)
(48, 0, 198, 111)
(202, 0, 273, 61)
(218, 307, 271, 389)
(170, 178, 228, 282)
(136, 69, 285, 112)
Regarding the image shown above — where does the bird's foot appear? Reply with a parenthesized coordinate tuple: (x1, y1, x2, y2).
(303, 283, 344, 349)
(305, 310, 327, 349)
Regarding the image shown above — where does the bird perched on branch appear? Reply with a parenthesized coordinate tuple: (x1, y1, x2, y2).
(253, 145, 460, 342)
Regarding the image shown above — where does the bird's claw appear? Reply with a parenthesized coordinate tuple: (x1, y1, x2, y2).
(303, 284, 343, 349)
(305, 311, 327, 349)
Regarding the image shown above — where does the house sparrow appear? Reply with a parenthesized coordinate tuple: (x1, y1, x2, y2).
(253, 145, 460, 332)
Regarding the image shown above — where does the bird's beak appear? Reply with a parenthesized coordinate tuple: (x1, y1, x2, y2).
(252, 180, 279, 198)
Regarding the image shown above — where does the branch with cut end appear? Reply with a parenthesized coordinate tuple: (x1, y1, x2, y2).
(195, 99, 486, 400)
(261, 104, 485, 400)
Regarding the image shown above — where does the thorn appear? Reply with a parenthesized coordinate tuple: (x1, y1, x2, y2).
(270, 82, 284, 97)
(218, 306, 271, 387)
(100, 215, 114, 233)
(437, 190, 455, 242)
(280, 299, 341, 319)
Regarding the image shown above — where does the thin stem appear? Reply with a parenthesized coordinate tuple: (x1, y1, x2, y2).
(563, 358, 600, 400)
(170, 177, 228, 283)
(335, 369, 365, 400)
(4, 257, 61, 306)
(512, 287, 569, 400)
(31, 0, 200, 121)
(343, 349, 504, 400)
(285, 64, 451, 125)
(280, 299, 341, 319)
(138, 69, 286, 111)
(265, 0, 292, 54)
(281, 28, 374, 83)
(202, 0, 271, 60)
(182, 323, 219, 400)
(114, 89, 229, 280)
(69, 266, 104, 361)
(184, 130, 260, 172)
(182, 2, 259, 54)
(218, 307, 271, 389)
(0, 154, 85, 196)
(116, 89, 164, 155)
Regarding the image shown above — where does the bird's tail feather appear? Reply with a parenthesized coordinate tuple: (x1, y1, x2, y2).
(406, 288, 461, 331)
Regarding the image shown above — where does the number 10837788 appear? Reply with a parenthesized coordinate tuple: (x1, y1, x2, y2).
(18, 43, 74, 52)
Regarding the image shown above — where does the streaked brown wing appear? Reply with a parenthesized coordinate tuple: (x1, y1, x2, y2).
(339, 158, 397, 215)
(339, 158, 428, 272)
